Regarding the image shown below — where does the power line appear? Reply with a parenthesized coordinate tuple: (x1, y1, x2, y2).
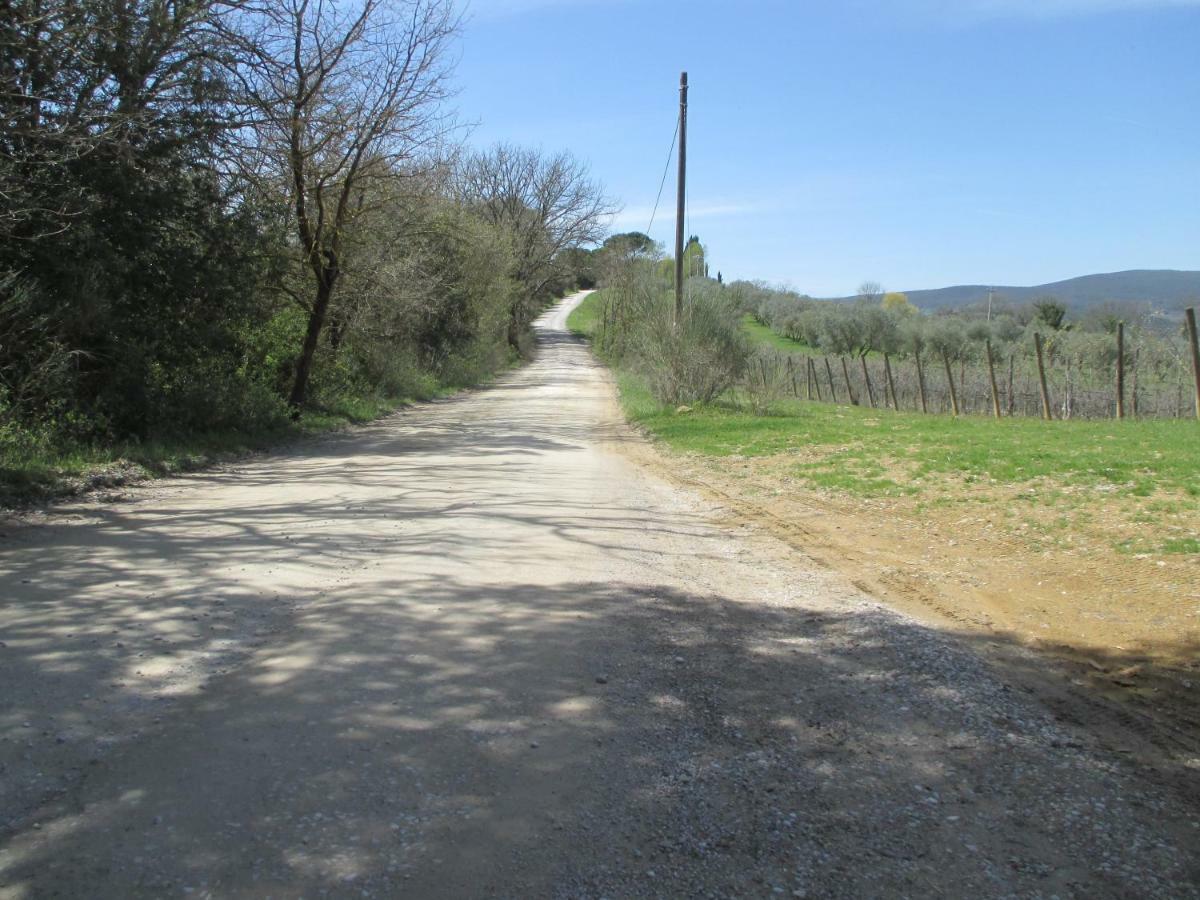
(646, 113, 680, 235)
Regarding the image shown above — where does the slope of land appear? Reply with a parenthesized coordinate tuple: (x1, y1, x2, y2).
(827, 268, 1200, 311)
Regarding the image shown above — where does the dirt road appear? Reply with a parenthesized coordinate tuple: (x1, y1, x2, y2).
(2, 292, 1197, 898)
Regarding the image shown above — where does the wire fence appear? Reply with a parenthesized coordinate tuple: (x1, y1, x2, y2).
(742, 317, 1200, 421)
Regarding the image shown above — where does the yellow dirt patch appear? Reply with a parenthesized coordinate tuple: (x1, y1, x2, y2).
(629, 444, 1200, 741)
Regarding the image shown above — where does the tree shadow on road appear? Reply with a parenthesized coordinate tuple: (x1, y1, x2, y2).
(2, 572, 1198, 898)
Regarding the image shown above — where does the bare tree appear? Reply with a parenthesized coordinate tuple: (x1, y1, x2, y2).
(454, 143, 614, 348)
(227, 0, 459, 409)
(857, 280, 883, 306)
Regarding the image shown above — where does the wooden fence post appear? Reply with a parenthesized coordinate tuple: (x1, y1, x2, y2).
(1007, 355, 1015, 416)
(1132, 348, 1140, 418)
(1186, 307, 1200, 420)
(1115, 322, 1125, 419)
(841, 356, 858, 405)
(883, 353, 899, 411)
(859, 356, 876, 408)
(824, 357, 838, 403)
(1034, 332, 1052, 421)
(941, 350, 960, 416)
(985, 339, 1001, 419)
(810, 358, 823, 402)
(914, 350, 928, 413)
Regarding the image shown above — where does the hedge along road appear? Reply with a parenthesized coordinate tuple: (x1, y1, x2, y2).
(1, 292, 1197, 898)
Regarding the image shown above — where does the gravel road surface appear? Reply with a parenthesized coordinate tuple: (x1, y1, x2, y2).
(1, 292, 1197, 898)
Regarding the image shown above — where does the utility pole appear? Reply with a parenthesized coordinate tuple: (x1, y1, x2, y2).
(674, 71, 688, 323)
(1186, 307, 1200, 419)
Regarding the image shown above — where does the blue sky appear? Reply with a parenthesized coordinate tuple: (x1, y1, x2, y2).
(453, 0, 1199, 296)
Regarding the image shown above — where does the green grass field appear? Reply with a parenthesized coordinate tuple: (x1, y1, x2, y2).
(568, 290, 1200, 512)
(740, 314, 814, 354)
(620, 379, 1198, 496)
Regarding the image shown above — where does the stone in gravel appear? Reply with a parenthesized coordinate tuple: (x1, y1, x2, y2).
(530, 742, 539, 749)
(595, 675, 608, 684)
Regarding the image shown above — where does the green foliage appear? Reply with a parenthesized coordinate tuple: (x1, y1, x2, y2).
(924, 317, 969, 360)
(882, 292, 917, 316)
(682, 235, 707, 281)
(614, 384, 1200, 500)
(1033, 297, 1069, 330)
(603, 232, 657, 255)
(740, 315, 812, 354)
(0, 2, 595, 501)
(566, 292, 603, 339)
(579, 255, 750, 407)
(635, 285, 750, 406)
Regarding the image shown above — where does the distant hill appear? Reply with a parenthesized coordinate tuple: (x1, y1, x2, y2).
(839, 270, 1200, 312)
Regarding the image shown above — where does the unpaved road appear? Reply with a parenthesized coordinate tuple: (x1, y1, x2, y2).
(1, 292, 1198, 898)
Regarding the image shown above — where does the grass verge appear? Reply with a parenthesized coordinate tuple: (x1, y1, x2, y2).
(621, 393, 1200, 498)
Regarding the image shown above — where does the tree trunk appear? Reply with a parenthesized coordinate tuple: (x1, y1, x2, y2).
(942, 350, 959, 416)
(985, 340, 1001, 418)
(824, 357, 838, 403)
(915, 350, 928, 413)
(507, 313, 523, 352)
(859, 354, 875, 408)
(883, 353, 899, 411)
(288, 277, 335, 412)
(1034, 332, 1052, 420)
(328, 314, 348, 351)
(841, 356, 858, 405)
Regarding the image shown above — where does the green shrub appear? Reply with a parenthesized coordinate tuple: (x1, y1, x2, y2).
(633, 282, 751, 407)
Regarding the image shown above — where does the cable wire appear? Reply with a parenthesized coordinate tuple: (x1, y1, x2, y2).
(646, 114, 680, 235)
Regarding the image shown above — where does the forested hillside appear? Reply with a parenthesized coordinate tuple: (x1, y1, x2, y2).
(0, 0, 608, 500)
(837, 269, 1200, 313)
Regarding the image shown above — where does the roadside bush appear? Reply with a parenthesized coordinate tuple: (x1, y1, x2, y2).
(743, 351, 793, 414)
(633, 283, 750, 406)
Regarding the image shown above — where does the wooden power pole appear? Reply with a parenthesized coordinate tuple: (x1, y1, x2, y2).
(674, 71, 688, 323)
(1186, 307, 1200, 420)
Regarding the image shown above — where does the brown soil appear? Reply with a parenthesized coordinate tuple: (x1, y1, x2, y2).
(623, 446, 1200, 752)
